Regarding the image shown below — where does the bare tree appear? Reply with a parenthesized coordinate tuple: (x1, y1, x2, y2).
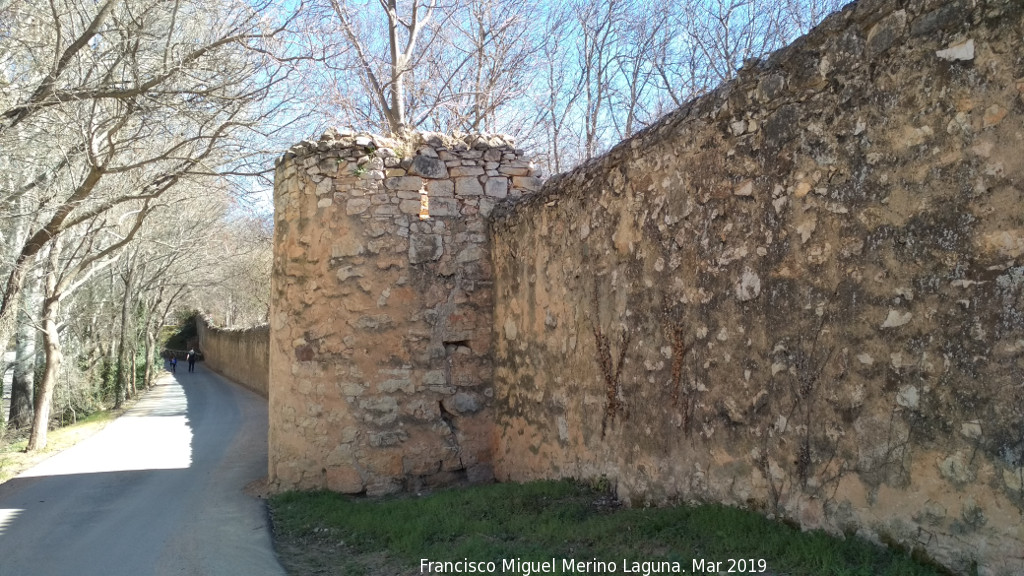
(608, 2, 665, 140)
(0, 0, 296, 360)
(440, 0, 537, 132)
(532, 4, 584, 174)
(28, 200, 152, 450)
(325, 0, 440, 135)
(573, 0, 625, 160)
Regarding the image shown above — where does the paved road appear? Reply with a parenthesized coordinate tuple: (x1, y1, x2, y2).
(0, 364, 285, 576)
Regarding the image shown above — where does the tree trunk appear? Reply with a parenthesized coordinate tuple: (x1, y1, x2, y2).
(130, 347, 137, 397)
(114, 264, 133, 408)
(8, 279, 39, 428)
(144, 303, 157, 387)
(0, 264, 29, 370)
(106, 340, 117, 400)
(145, 332, 156, 388)
(385, 0, 407, 134)
(27, 286, 61, 452)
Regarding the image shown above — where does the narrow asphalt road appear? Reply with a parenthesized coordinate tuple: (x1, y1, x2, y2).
(0, 363, 285, 576)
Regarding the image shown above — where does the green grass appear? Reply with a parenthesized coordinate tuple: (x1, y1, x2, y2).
(269, 480, 950, 576)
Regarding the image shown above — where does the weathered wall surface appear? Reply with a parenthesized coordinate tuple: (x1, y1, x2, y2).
(196, 316, 269, 397)
(491, 0, 1024, 574)
(269, 131, 540, 495)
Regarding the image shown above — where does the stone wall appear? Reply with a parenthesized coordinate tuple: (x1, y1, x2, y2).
(269, 131, 540, 495)
(196, 316, 269, 397)
(490, 0, 1024, 574)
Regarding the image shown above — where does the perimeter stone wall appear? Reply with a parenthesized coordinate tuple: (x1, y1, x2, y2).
(269, 0, 1024, 571)
(490, 1, 1023, 574)
(196, 316, 269, 397)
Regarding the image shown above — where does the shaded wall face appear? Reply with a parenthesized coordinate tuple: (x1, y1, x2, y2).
(269, 132, 540, 496)
(491, 1, 1024, 574)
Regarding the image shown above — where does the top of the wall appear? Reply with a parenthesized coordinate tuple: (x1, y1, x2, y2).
(196, 312, 268, 335)
(491, 0, 1015, 221)
(277, 129, 524, 164)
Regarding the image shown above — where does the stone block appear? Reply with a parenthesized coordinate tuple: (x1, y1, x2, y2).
(866, 10, 906, 57)
(402, 398, 441, 420)
(466, 463, 494, 484)
(479, 197, 496, 217)
(511, 176, 542, 191)
(379, 378, 414, 394)
(369, 430, 409, 447)
(331, 237, 364, 258)
(450, 165, 485, 177)
(365, 478, 402, 497)
(403, 454, 443, 476)
(426, 179, 455, 197)
(409, 233, 443, 264)
(358, 396, 398, 425)
(399, 199, 422, 214)
(409, 155, 449, 178)
(430, 198, 458, 217)
(447, 391, 482, 414)
(372, 204, 400, 216)
(384, 175, 424, 191)
(455, 177, 484, 196)
(498, 165, 531, 176)
(423, 370, 447, 386)
(346, 197, 371, 215)
(456, 245, 485, 263)
(326, 465, 364, 493)
(484, 177, 509, 198)
(939, 452, 976, 487)
(274, 462, 303, 487)
(338, 381, 365, 396)
(355, 314, 394, 331)
(936, 39, 974, 62)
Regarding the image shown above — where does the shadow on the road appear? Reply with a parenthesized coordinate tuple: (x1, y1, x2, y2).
(0, 364, 231, 530)
(0, 364, 279, 574)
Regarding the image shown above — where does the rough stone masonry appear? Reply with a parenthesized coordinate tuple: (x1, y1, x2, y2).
(490, 0, 1023, 574)
(269, 131, 541, 496)
(269, 0, 1023, 573)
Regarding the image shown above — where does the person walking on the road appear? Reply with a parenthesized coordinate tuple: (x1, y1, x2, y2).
(170, 354, 177, 373)
(187, 349, 197, 373)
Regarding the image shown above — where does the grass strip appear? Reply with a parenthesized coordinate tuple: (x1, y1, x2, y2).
(269, 479, 949, 576)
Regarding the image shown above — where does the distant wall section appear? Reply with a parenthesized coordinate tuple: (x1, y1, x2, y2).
(196, 316, 269, 397)
(490, 1, 1024, 574)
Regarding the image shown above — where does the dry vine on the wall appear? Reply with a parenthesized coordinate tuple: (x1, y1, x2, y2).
(759, 298, 849, 514)
(591, 284, 631, 438)
(667, 321, 689, 406)
(665, 320, 698, 436)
